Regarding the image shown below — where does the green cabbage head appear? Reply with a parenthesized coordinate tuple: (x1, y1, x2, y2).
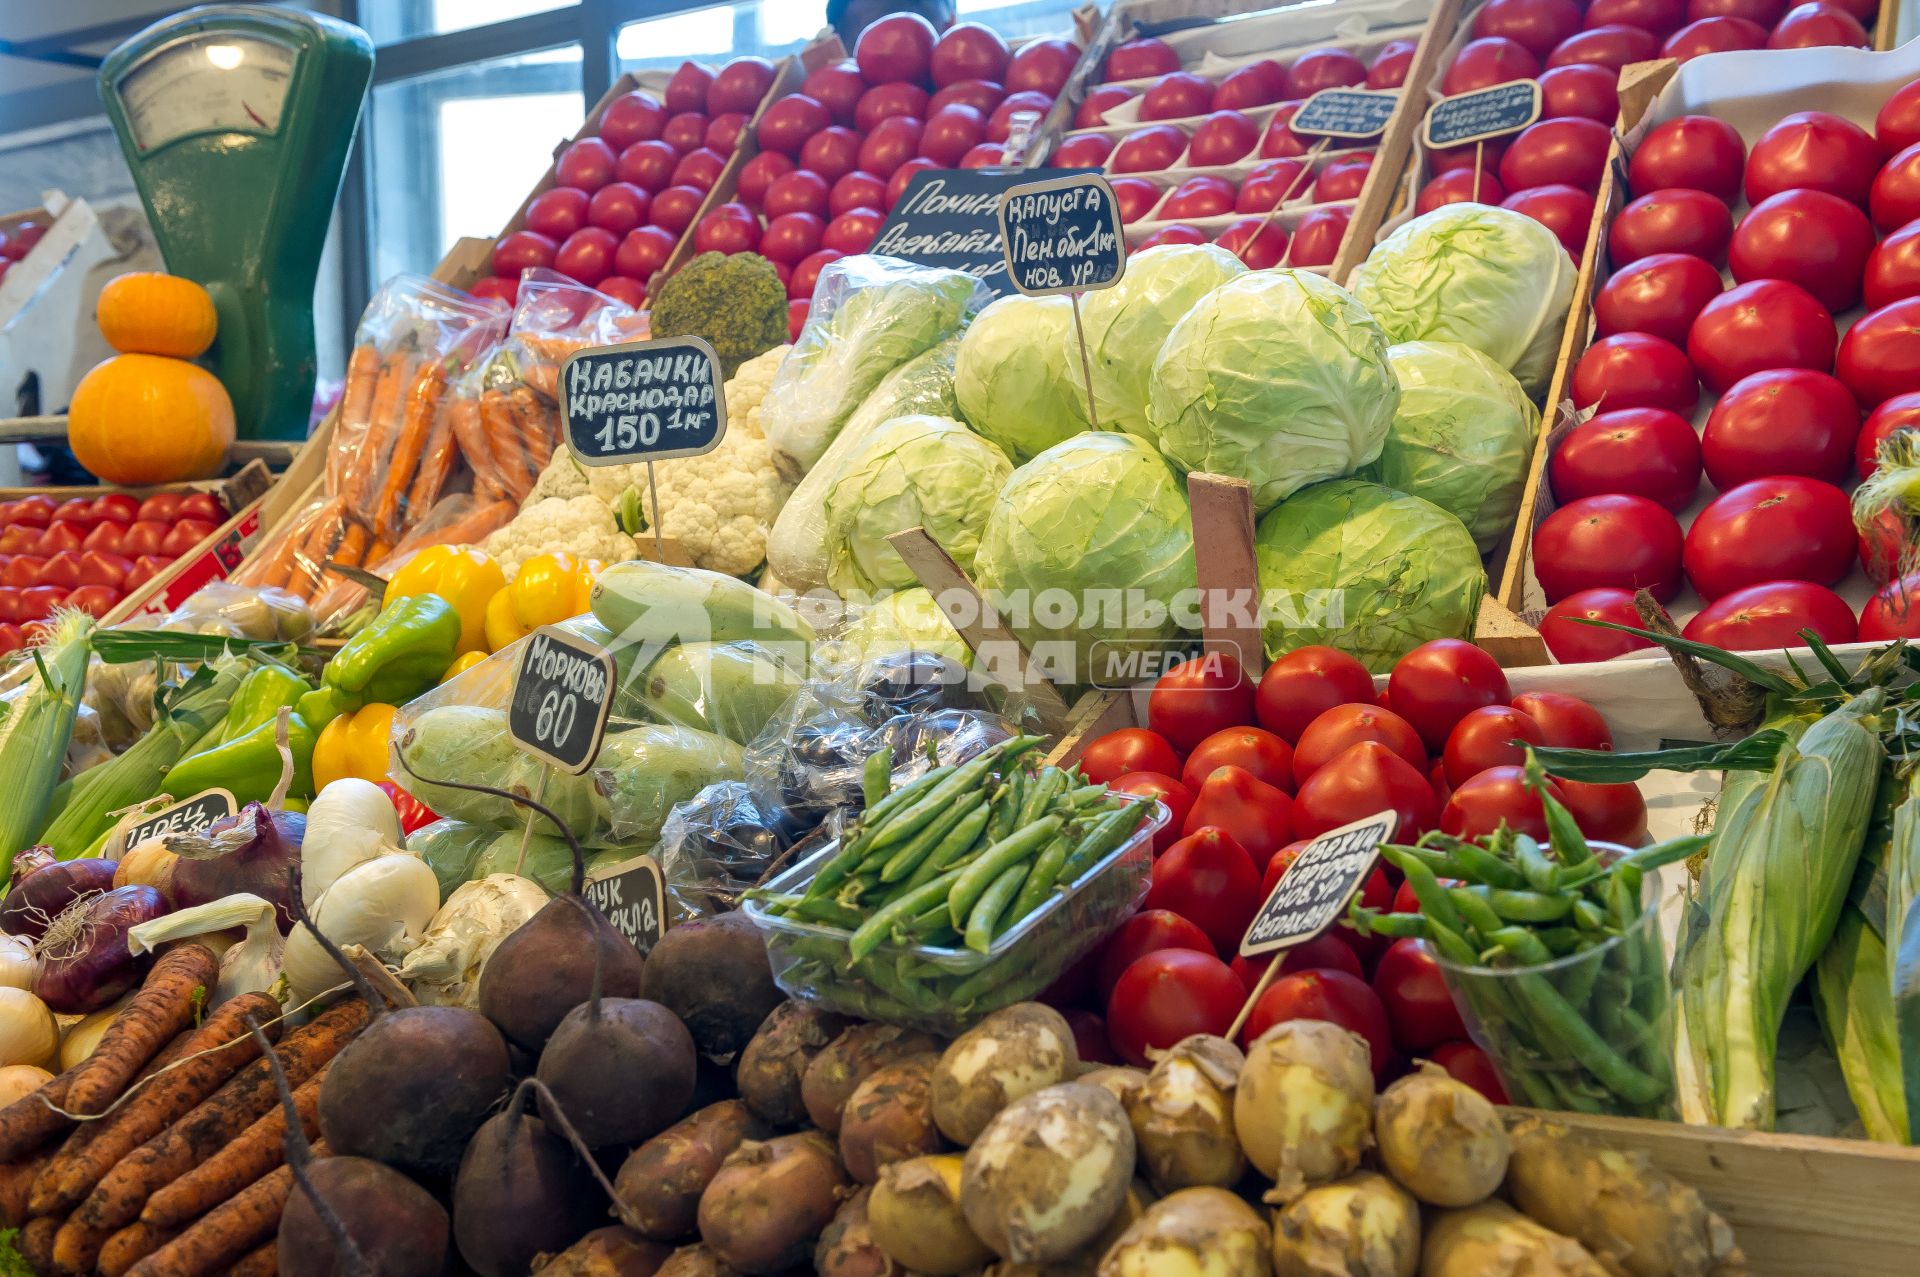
(1080, 242, 1248, 437)
(1146, 269, 1398, 513)
(823, 414, 1012, 596)
(1362, 341, 1540, 553)
(1254, 478, 1484, 673)
(845, 587, 972, 667)
(955, 294, 1092, 463)
(1348, 204, 1575, 397)
(974, 432, 1196, 686)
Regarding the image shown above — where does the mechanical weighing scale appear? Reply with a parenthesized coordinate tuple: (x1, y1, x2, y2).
(99, 6, 373, 441)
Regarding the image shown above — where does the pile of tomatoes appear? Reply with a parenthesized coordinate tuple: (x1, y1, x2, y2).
(0, 489, 227, 648)
(0, 218, 46, 289)
(1539, 81, 1920, 661)
(1041, 638, 1639, 1104)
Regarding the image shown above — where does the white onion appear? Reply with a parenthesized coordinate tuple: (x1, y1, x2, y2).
(0, 934, 35, 990)
(0, 986, 59, 1069)
(0, 1064, 51, 1107)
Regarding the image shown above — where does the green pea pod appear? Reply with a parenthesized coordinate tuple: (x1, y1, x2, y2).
(1383, 846, 1466, 935)
(849, 866, 967, 963)
(1019, 767, 1066, 827)
(1059, 800, 1145, 881)
(861, 748, 892, 810)
(965, 862, 1029, 952)
(949, 816, 1063, 929)
(861, 736, 1045, 853)
(1451, 842, 1529, 890)
(899, 804, 995, 895)
(1002, 834, 1072, 930)
(877, 791, 986, 884)
(1448, 886, 1506, 942)
(1513, 834, 1562, 894)
(1347, 906, 1429, 940)
(1486, 887, 1575, 924)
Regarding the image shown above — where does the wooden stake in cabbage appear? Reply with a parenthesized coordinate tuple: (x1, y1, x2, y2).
(0, 611, 93, 874)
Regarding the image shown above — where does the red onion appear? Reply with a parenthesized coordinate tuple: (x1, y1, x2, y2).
(0, 848, 118, 940)
(166, 803, 305, 933)
(32, 885, 167, 1013)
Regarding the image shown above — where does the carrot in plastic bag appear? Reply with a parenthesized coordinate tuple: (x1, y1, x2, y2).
(373, 362, 448, 536)
(344, 353, 417, 520)
(510, 386, 557, 472)
(480, 389, 536, 501)
(327, 344, 383, 494)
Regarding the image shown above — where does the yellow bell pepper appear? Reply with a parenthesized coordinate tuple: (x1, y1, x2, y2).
(312, 703, 399, 792)
(485, 587, 529, 652)
(508, 553, 595, 631)
(441, 650, 489, 682)
(385, 545, 506, 656)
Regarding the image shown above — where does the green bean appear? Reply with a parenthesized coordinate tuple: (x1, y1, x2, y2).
(1486, 887, 1574, 923)
(1572, 898, 1609, 931)
(1387, 840, 1465, 877)
(847, 764, 958, 848)
(1604, 868, 1642, 932)
(1067, 783, 1108, 808)
(949, 816, 1062, 928)
(1347, 907, 1429, 939)
(899, 805, 995, 894)
(849, 867, 967, 963)
(1384, 845, 1466, 935)
(878, 791, 986, 883)
(1422, 914, 1483, 969)
(801, 838, 867, 901)
(1539, 780, 1595, 866)
(965, 862, 1029, 952)
(1507, 969, 1667, 1106)
(1487, 926, 1556, 967)
(1513, 834, 1562, 894)
(1451, 842, 1529, 890)
(1535, 927, 1583, 956)
(1002, 834, 1072, 929)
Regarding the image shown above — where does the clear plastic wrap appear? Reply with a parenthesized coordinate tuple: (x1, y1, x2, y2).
(612, 640, 806, 745)
(656, 781, 808, 918)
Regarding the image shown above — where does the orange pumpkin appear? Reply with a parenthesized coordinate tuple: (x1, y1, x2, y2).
(96, 272, 218, 358)
(68, 354, 234, 485)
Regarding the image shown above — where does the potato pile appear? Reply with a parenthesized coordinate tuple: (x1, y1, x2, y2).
(581, 1001, 1745, 1277)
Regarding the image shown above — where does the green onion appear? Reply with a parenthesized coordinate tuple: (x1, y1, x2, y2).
(0, 612, 93, 877)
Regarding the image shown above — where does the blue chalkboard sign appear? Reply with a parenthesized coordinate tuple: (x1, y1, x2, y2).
(559, 335, 727, 467)
(872, 166, 1099, 297)
(997, 174, 1127, 297)
(1425, 79, 1542, 150)
(1290, 87, 1401, 141)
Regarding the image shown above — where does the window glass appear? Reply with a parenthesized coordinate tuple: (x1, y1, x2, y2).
(363, 0, 579, 44)
(617, 3, 830, 73)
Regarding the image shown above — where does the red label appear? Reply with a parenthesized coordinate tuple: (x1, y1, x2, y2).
(136, 508, 265, 618)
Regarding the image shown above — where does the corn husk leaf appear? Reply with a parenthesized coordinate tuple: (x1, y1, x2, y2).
(1814, 906, 1910, 1143)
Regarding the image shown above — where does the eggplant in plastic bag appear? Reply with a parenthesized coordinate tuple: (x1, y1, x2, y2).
(657, 781, 804, 916)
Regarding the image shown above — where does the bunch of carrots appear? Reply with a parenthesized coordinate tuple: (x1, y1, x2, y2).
(0, 945, 368, 1277)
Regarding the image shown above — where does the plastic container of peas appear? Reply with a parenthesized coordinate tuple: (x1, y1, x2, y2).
(743, 794, 1166, 1035)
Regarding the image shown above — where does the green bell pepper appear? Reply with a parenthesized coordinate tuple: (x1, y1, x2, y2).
(295, 687, 352, 731)
(324, 595, 461, 710)
(220, 664, 311, 744)
(162, 711, 318, 808)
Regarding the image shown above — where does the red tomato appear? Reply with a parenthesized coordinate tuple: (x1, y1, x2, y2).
(1881, 78, 1920, 155)
(63, 585, 119, 619)
(987, 91, 1056, 142)
(1080, 728, 1183, 786)
(0, 528, 35, 557)
(1501, 118, 1611, 192)
(1287, 48, 1367, 97)
(855, 12, 937, 85)
(616, 139, 678, 193)
(691, 206, 759, 257)
(1871, 145, 1920, 235)
(1241, 969, 1393, 1079)
(1692, 0, 1788, 22)
(86, 494, 139, 527)
(1111, 177, 1161, 224)
(1259, 841, 1310, 899)
(1443, 766, 1562, 840)
(0, 558, 38, 588)
(120, 520, 167, 559)
(1551, 24, 1662, 67)
(1442, 38, 1541, 95)
(756, 93, 831, 158)
(1571, 333, 1699, 415)
(1077, 84, 1136, 128)
(1501, 184, 1594, 256)
(597, 90, 667, 149)
(615, 226, 675, 281)
(1532, 495, 1686, 604)
(1859, 572, 1920, 639)
(1141, 72, 1214, 121)
(786, 300, 809, 342)
(764, 170, 830, 220)
(1143, 828, 1263, 955)
(34, 522, 86, 556)
(1769, 1, 1870, 47)
(1683, 476, 1855, 599)
(1540, 63, 1620, 123)
(1443, 706, 1546, 787)
(1109, 772, 1193, 854)
(1141, 227, 1214, 254)
(800, 127, 864, 184)
(754, 212, 820, 267)
(1183, 766, 1294, 865)
(22, 585, 66, 619)
(0, 588, 23, 626)
(555, 225, 620, 283)
(1473, 0, 1584, 58)
(709, 110, 749, 153)
(10, 496, 54, 527)
(1839, 297, 1920, 408)
(1105, 38, 1179, 81)
(176, 492, 227, 524)
(1589, 0, 1689, 36)
(887, 159, 936, 210)
(1162, 175, 1235, 219)
(1610, 188, 1734, 268)
(1417, 169, 1506, 214)
(0, 623, 22, 658)
(585, 182, 650, 235)
(1548, 407, 1703, 512)
(555, 137, 616, 191)
(36, 551, 80, 591)
(1701, 369, 1859, 488)
(1859, 393, 1920, 478)
(1097, 909, 1214, 993)
(672, 147, 725, 192)
(1296, 704, 1430, 793)
(647, 185, 704, 233)
(601, 277, 646, 310)
(1665, 14, 1771, 57)
(1108, 949, 1246, 1065)
(1367, 40, 1418, 89)
(1372, 939, 1468, 1052)
(524, 186, 588, 240)
(1112, 124, 1188, 173)
(1182, 727, 1294, 795)
(707, 56, 773, 115)
(1050, 132, 1112, 170)
(930, 22, 1009, 88)
(1215, 219, 1289, 269)
(1062, 1010, 1117, 1065)
(1259, 103, 1309, 158)
(931, 79, 1006, 118)
(1149, 653, 1255, 752)
(1004, 38, 1078, 98)
(1592, 253, 1722, 346)
(1541, 588, 1658, 663)
(1313, 155, 1374, 203)
(855, 82, 931, 133)
(1687, 279, 1837, 393)
(1384, 639, 1512, 755)
(802, 60, 865, 126)
(80, 522, 124, 557)
(1864, 222, 1920, 312)
(1431, 1041, 1510, 1103)
(1255, 646, 1376, 743)
(1288, 208, 1350, 266)
(1556, 778, 1650, 844)
(1745, 110, 1879, 206)
(1682, 580, 1858, 649)
(1729, 188, 1874, 311)
(159, 519, 216, 558)
(1213, 62, 1287, 111)
(1509, 692, 1613, 751)
(858, 115, 925, 177)
(1628, 115, 1746, 199)
(1292, 741, 1440, 842)
(1231, 933, 1364, 990)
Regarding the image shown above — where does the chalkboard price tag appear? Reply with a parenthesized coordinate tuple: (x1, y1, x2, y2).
(1240, 810, 1397, 957)
(559, 335, 727, 468)
(871, 166, 1100, 297)
(137, 789, 237, 848)
(1424, 79, 1542, 150)
(997, 173, 1128, 297)
(508, 626, 617, 775)
(585, 854, 667, 955)
(1290, 88, 1401, 142)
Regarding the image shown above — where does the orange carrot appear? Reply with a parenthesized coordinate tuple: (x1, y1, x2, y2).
(228, 1239, 277, 1277)
(140, 1062, 327, 1230)
(19, 1215, 58, 1273)
(0, 1071, 76, 1163)
(99, 1219, 178, 1277)
(373, 362, 449, 535)
(445, 396, 500, 491)
(53, 1209, 113, 1275)
(422, 498, 516, 549)
(30, 1029, 197, 1217)
(404, 405, 461, 521)
(290, 503, 347, 597)
(328, 344, 384, 493)
(74, 1002, 365, 1236)
(329, 523, 370, 574)
(511, 385, 557, 471)
(67, 947, 220, 1117)
(346, 354, 416, 518)
(35, 992, 279, 1217)
(364, 536, 394, 569)
(523, 361, 561, 401)
(125, 1157, 303, 1277)
(479, 389, 535, 500)
(0, 1144, 55, 1227)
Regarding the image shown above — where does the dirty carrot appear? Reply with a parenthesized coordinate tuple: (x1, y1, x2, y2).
(32, 1029, 199, 1216)
(53, 1209, 114, 1275)
(19, 1215, 58, 1274)
(36, 993, 280, 1217)
(0, 1070, 76, 1162)
(125, 1158, 299, 1277)
(99, 1219, 177, 1277)
(140, 1060, 327, 1230)
(374, 362, 448, 534)
(228, 1239, 277, 1277)
(67, 946, 220, 1117)
(0, 1144, 55, 1227)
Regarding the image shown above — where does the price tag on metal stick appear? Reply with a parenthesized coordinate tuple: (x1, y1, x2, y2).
(1289, 87, 1400, 142)
(133, 789, 237, 847)
(999, 173, 1128, 429)
(508, 626, 616, 775)
(558, 335, 727, 467)
(585, 854, 667, 956)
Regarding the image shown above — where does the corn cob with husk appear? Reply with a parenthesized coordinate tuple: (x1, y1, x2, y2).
(1814, 904, 1910, 1143)
(0, 610, 93, 876)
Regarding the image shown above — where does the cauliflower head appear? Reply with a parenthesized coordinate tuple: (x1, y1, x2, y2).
(522, 452, 592, 507)
(483, 494, 638, 576)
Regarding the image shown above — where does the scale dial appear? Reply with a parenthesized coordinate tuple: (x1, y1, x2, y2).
(115, 32, 298, 153)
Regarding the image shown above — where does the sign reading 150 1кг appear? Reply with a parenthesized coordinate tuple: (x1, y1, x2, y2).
(559, 335, 727, 467)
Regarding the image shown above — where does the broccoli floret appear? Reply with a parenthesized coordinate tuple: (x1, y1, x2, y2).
(649, 251, 789, 379)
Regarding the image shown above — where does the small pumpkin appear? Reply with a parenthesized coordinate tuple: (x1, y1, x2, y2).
(96, 272, 218, 358)
(68, 353, 235, 486)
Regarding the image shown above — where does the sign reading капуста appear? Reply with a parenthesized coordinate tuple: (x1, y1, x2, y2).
(585, 853, 666, 955)
(997, 173, 1127, 297)
(1289, 87, 1401, 142)
(508, 625, 617, 775)
(1240, 810, 1396, 957)
(559, 335, 726, 467)
(871, 166, 1099, 296)
(1424, 79, 1542, 150)
(132, 789, 237, 848)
